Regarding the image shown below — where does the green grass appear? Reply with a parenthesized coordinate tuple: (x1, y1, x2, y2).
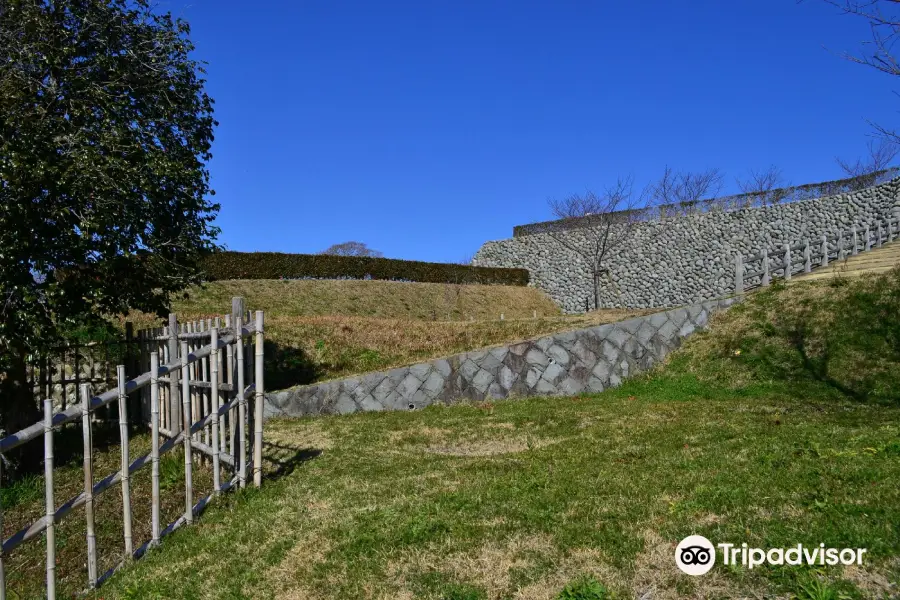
(9, 271, 900, 599)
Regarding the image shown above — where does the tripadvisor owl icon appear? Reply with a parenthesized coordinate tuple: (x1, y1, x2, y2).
(676, 535, 716, 576)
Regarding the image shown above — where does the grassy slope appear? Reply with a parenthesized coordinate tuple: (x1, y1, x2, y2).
(173, 279, 564, 321)
(124, 280, 646, 389)
(81, 273, 900, 599)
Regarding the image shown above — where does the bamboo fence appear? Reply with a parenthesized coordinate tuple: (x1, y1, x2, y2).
(0, 298, 264, 599)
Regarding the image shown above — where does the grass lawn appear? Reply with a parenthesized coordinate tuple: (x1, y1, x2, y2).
(86, 276, 899, 599)
(7, 274, 900, 599)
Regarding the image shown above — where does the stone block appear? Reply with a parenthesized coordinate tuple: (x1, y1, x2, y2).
(478, 352, 503, 374)
(397, 372, 424, 399)
(525, 348, 549, 367)
(433, 359, 452, 378)
(571, 339, 597, 366)
(471, 369, 495, 393)
(541, 362, 565, 384)
(460, 359, 480, 381)
(498, 365, 518, 390)
(409, 363, 432, 381)
(592, 360, 611, 383)
(546, 344, 570, 367)
(488, 346, 509, 362)
(421, 370, 446, 397)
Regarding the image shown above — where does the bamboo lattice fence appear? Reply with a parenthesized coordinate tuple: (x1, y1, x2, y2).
(0, 297, 265, 599)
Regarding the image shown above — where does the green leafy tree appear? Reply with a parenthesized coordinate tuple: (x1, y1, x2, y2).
(0, 0, 219, 465)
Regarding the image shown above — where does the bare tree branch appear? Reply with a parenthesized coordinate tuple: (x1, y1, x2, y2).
(836, 138, 900, 188)
(545, 176, 656, 310)
(736, 166, 790, 206)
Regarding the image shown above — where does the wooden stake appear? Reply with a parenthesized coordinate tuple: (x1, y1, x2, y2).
(117, 366, 133, 557)
(44, 399, 56, 599)
(734, 254, 743, 294)
(236, 316, 247, 487)
(150, 352, 161, 544)
(804, 240, 811, 273)
(254, 311, 265, 488)
(181, 341, 194, 524)
(784, 244, 791, 281)
(821, 234, 829, 267)
(211, 327, 221, 494)
(761, 248, 770, 286)
(80, 384, 97, 588)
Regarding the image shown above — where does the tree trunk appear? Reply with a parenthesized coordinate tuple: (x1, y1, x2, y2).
(592, 271, 601, 311)
(0, 351, 42, 477)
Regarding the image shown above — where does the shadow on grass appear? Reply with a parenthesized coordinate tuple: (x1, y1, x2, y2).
(264, 340, 321, 390)
(263, 439, 323, 481)
(734, 271, 900, 404)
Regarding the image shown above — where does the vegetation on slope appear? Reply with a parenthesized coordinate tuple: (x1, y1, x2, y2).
(124, 280, 648, 389)
(64, 269, 898, 599)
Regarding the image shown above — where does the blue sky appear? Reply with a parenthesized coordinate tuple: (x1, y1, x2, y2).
(174, 0, 898, 263)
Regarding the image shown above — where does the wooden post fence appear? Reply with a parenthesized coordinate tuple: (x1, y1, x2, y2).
(729, 214, 896, 295)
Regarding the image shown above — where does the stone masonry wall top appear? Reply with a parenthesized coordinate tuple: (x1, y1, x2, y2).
(473, 178, 900, 312)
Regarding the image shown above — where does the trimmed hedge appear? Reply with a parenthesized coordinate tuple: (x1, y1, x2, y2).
(202, 251, 530, 286)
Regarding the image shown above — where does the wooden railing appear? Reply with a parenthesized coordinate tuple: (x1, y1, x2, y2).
(734, 214, 899, 293)
(0, 307, 265, 599)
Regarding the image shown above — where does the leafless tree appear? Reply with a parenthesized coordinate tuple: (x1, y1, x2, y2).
(736, 165, 789, 206)
(320, 241, 384, 258)
(546, 176, 654, 311)
(820, 0, 900, 141)
(836, 138, 900, 189)
(648, 167, 725, 212)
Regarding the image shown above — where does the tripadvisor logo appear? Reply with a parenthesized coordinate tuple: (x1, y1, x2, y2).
(675, 536, 868, 576)
(676, 535, 716, 576)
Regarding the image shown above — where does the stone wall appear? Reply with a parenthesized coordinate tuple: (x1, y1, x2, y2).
(473, 178, 900, 312)
(264, 297, 739, 419)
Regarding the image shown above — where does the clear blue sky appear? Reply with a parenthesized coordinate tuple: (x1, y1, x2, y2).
(173, 0, 897, 263)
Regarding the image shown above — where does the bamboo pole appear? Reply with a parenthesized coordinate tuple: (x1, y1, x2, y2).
(150, 352, 161, 544)
(225, 315, 236, 464)
(168, 314, 181, 435)
(202, 320, 211, 453)
(216, 318, 227, 456)
(0, 450, 5, 600)
(81, 384, 98, 588)
(236, 316, 247, 487)
(181, 341, 194, 524)
(44, 399, 56, 599)
(117, 366, 133, 557)
(254, 311, 264, 488)
(211, 327, 222, 494)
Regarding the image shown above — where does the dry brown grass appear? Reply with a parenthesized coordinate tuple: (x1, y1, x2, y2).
(172, 279, 564, 321)
(120, 280, 649, 388)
